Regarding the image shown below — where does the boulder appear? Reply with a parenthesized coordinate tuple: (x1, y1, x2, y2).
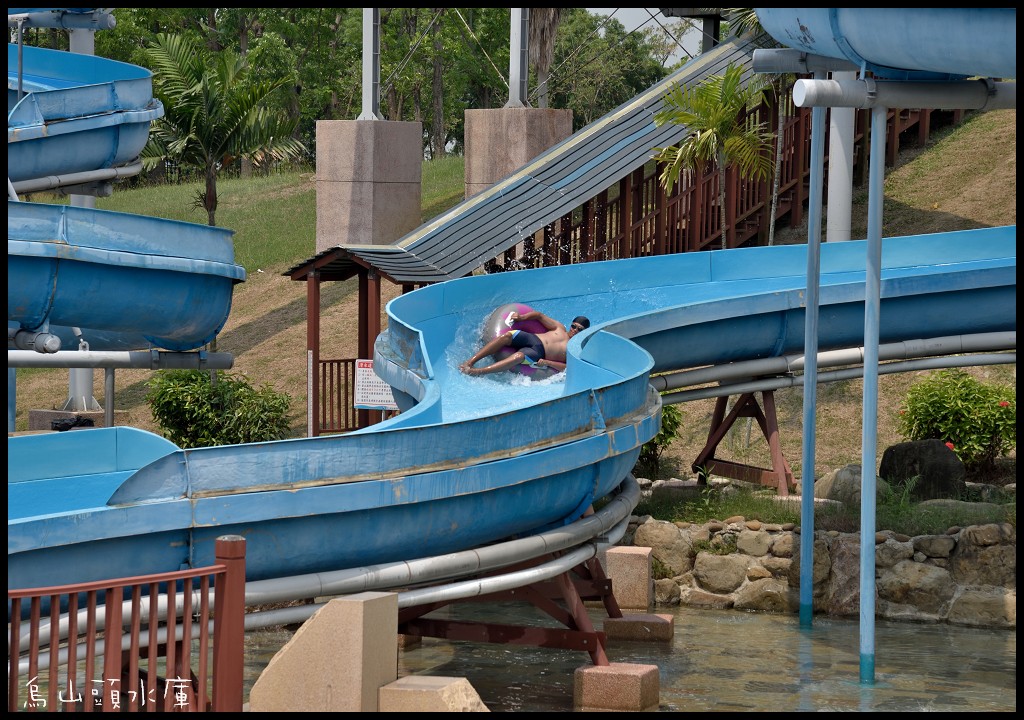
(878, 439, 966, 500)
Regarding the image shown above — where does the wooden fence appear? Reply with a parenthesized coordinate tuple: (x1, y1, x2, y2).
(8, 537, 246, 713)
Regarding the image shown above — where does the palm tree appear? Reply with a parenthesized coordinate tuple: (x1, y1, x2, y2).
(142, 33, 306, 227)
(724, 8, 790, 246)
(653, 62, 773, 250)
(529, 8, 562, 108)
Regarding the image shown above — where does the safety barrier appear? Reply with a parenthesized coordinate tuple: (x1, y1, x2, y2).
(8, 536, 246, 712)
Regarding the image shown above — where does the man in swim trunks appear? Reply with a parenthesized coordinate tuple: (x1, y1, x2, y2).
(460, 311, 590, 376)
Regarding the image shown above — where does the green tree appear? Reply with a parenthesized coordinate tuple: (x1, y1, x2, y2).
(724, 8, 792, 246)
(549, 10, 668, 132)
(141, 32, 306, 226)
(653, 61, 773, 250)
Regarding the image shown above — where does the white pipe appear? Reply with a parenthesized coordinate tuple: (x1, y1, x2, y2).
(826, 71, 856, 242)
(793, 78, 1015, 111)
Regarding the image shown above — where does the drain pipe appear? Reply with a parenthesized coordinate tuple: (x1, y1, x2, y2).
(649, 332, 1016, 393)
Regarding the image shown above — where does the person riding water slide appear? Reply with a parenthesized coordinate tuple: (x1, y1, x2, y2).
(460, 311, 590, 376)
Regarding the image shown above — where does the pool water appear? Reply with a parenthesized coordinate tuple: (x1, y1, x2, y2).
(245, 602, 1015, 712)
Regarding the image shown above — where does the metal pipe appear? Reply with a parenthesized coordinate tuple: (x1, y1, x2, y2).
(649, 332, 1016, 392)
(11, 161, 144, 196)
(7, 350, 235, 370)
(244, 475, 639, 606)
(9, 329, 62, 354)
(6, 10, 116, 30)
(752, 48, 859, 75)
(661, 353, 1014, 405)
(793, 78, 1015, 111)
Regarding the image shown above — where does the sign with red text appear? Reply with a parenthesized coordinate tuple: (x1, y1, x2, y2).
(354, 359, 400, 410)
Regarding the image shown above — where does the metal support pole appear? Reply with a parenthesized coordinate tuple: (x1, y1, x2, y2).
(506, 9, 529, 108)
(799, 74, 827, 626)
(858, 106, 888, 686)
(358, 8, 383, 120)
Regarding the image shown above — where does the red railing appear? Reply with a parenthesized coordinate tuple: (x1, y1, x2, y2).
(8, 537, 246, 713)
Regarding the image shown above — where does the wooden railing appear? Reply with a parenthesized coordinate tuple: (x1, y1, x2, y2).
(8, 536, 246, 713)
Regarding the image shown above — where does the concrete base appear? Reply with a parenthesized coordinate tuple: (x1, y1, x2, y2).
(249, 592, 398, 712)
(605, 546, 654, 610)
(464, 108, 572, 199)
(27, 409, 129, 432)
(379, 676, 489, 712)
(315, 120, 422, 253)
(574, 663, 660, 712)
(604, 613, 675, 642)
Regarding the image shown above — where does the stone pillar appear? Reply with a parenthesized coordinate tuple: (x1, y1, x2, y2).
(605, 546, 654, 610)
(464, 108, 572, 199)
(248, 592, 398, 712)
(315, 120, 422, 253)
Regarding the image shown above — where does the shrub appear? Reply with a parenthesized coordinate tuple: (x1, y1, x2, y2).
(635, 402, 684, 477)
(147, 370, 292, 448)
(896, 368, 1015, 472)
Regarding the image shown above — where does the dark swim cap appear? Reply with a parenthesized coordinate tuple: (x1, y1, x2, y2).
(571, 316, 591, 329)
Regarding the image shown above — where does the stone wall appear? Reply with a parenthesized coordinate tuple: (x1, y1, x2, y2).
(624, 517, 1016, 629)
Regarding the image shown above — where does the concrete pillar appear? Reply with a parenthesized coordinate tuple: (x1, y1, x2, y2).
(315, 120, 422, 253)
(574, 663, 660, 712)
(605, 546, 654, 610)
(379, 676, 490, 712)
(248, 592, 398, 712)
(463, 108, 572, 199)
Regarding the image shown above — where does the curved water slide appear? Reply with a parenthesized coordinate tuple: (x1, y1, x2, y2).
(7, 9, 1016, 593)
(7, 15, 245, 354)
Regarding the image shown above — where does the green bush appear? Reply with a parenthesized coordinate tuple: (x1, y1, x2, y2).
(635, 402, 683, 477)
(896, 368, 1015, 471)
(147, 370, 292, 448)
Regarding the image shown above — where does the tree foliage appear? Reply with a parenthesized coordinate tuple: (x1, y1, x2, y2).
(653, 62, 773, 249)
(141, 32, 306, 225)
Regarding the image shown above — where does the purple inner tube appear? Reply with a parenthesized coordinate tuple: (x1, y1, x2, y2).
(482, 303, 558, 380)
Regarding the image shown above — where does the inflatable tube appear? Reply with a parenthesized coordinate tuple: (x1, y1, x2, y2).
(482, 303, 558, 380)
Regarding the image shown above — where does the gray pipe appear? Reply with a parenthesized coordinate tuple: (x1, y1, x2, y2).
(244, 476, 639, 607)
(7, 350, 235, 370)
(752, 48, 859, 75)
(662, 353, 1015, 405)
(11, 161, 144, 196)
(7, 10, 115, 30)
(650, 332, 1016, 392)
(793, 78, 1015, 111)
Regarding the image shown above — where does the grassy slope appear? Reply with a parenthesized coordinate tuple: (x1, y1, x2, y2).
(12, 110, 1016, 483)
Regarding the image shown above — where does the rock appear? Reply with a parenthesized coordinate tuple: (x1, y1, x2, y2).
(879, 439, 966, 500)
(814, 464, 891, 505)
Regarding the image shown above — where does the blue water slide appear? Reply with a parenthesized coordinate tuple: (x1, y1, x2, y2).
(753, 8, 1015, 81)
(8, 43, 162, 183)
(7, 33, 245, 352)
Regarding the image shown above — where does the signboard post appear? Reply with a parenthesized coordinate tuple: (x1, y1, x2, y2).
(354, 359, 400, 411)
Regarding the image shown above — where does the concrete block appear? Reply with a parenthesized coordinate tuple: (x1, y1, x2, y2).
(604, 613, 675, 642)
(464, 108, 572, 198)
(605, 546, 653, 610)
(314, 120, 422, 252)
(248, 592, 398, 712)
(574, 662, 660, 712)
(379, 676, 490, 712)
